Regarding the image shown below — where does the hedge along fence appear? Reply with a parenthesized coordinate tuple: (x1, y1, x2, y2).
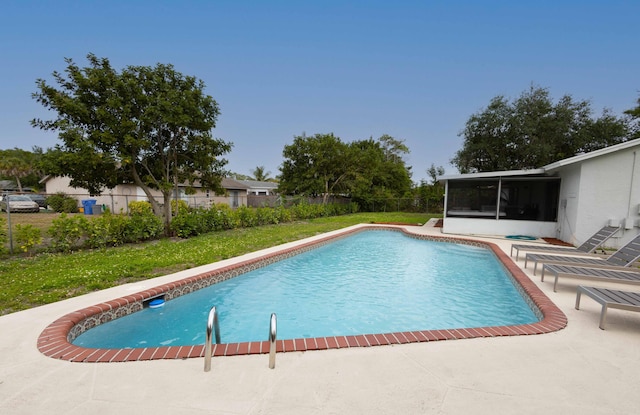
(0, 200, 359, 256)
(169, 200, 359, 238)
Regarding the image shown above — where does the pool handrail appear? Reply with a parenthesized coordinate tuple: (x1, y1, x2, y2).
(204, 306, 220, 372)
(269, 313, 277, 369)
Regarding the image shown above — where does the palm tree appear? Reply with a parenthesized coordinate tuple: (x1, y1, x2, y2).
(251, 165, 272, 181)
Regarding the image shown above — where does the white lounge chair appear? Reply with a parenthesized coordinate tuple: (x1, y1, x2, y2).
(575, 285, 640, 329)
(525, 232, 640, 275)
(510, 225, 620, 260)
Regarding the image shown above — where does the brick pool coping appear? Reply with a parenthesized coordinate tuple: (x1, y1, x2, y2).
(37, 226, 568, 363)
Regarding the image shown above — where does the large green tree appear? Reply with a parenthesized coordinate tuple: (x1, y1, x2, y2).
(278, 133, 413, 206)
(452, 86, 631, 173)
(32, 54, 232, 231)
(349, 135, 413, 208)
(278, 133, 353, 203)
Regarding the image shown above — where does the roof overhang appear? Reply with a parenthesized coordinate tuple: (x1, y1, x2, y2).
(437, 168, 547, 182)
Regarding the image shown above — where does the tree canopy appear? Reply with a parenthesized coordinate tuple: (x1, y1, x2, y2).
(624, 94, 640, 139)
(31, 54, 232, 230)
(451, 86, 631, 173)
(251, 166, 273, 182)
(278, 133, 412, 204)
(0, 148, 43, 191)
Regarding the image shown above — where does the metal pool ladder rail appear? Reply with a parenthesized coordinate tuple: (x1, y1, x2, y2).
(269, 313, 277, 369)
(204, 306, 220, 372)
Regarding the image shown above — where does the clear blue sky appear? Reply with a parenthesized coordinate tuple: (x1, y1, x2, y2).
(1, 1, 638, 182)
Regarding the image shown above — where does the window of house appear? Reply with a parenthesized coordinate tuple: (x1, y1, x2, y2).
(446, 177, 560, 221)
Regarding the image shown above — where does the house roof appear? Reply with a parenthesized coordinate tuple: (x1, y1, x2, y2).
(221, 178, 250, 190)
(543, 138, 640, 172)
(438, 138, 640, 182)
(237, 180, 278, 189)
(437, 169, 546, 181)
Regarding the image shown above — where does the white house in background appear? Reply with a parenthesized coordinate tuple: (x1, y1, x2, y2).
(40, 176, 278, 213)
(437, 138, 640, 249)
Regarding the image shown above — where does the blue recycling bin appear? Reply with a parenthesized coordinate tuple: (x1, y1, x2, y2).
(81, 199, 97, 215)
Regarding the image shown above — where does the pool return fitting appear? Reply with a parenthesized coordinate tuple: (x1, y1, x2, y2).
(204, 306, 278, 372)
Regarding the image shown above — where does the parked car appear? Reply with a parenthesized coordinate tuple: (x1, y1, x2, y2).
(0, 194, 40, 213)
(25, 193, 47, 208)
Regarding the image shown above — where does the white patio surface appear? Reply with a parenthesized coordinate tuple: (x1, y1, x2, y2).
(1, 223, 639, 414)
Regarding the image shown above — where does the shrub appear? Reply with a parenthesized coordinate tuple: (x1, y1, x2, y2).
(0, 216, 8, 255)
(171, 199, 190, 215)
(46, 193, 79, 213)
(235, 205, 257, 227)
(170, 210, 202, 238)
(127, 201, 164, 241)
(85, 213, 131, 248)
(48, 213, 89, 252)
(15, 224, 42, 254)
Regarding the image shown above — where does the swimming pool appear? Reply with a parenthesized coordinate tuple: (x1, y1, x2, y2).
(73, 230, 538, 348)
(38, 225, 567, 362)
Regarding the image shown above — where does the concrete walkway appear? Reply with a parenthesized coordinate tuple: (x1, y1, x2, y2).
(1, 224, 639, 414)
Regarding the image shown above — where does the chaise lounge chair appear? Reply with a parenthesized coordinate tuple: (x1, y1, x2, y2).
(575, 285, 640, 329)
(541, 263, 640, 292)
(510, 225, 620, 260)
(525, 232, 640, 275)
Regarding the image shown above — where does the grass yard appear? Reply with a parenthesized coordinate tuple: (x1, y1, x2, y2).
(0, 212, 436, 315)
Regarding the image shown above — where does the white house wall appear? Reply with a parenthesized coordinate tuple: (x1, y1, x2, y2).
(442, 217, 556, 238)
(567, 148, 640, 249)
(555, 164, 581, 245)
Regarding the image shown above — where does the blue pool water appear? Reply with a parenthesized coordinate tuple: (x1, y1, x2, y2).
(73, 230, 538, 348)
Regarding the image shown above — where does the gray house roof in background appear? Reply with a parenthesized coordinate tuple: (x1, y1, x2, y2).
(221, 178, 251, 190)
(237, 180, 278, 189)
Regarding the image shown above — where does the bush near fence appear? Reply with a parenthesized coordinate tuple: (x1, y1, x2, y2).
(1, 193, 441, 256)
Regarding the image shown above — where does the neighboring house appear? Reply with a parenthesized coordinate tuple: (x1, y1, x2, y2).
(437, 138, 640, 249)
(40, 176, 274, 212)
(240, 180, 278, 196)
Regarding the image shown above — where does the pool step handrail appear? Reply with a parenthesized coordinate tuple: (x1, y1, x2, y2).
(204, 306, 221, 372)
(269, 313, 277, 369)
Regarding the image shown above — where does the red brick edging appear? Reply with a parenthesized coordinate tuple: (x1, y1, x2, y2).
(37, 226, 567, 363)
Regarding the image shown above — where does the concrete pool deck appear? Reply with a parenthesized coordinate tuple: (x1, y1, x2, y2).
(1, 223, 640, 414)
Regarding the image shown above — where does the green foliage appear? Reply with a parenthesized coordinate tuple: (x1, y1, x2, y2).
(46, 192, 79, 213)
(452, 85, 632, 173)
(32, 54, 233, 233)
(170, 199, 190, 215)
(14, 224, 42, 254)
(279, 133, 413, 206)
(0, 212, 435, 314)
(0, 216, 8, 255)
(47, 208, 164, 252)
(168, 200, 356, 238)
(235, 205, 257, 227)
(279, 133, 354, 201)
(84, 213, 131, 248)
(47, 213, 89, 252)
(128, 202, 164, 241)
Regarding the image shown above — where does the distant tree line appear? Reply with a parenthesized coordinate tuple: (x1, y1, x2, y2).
(452, 85, 639, 173)
(3, 54, 640, 224)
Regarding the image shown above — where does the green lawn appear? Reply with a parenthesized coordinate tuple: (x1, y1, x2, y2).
(0, 212, 435, 315)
